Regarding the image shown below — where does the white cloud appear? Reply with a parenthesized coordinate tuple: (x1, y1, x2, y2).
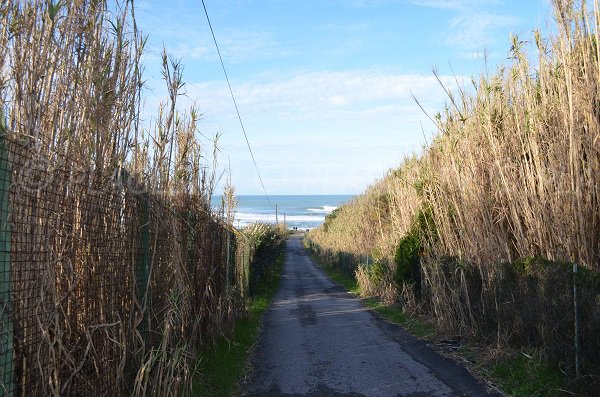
(218, 31, 286, 62)
(411, 0, 502, 10)
(411, 0, 520, 52)
(138, 69, 458, 194)
(137, 1, 286, 64)
(446, 12, 519, 49)
(169, 43, 213, 60)
(315, 22, 371, 34)
(177, 70, 458, 123)
(351, 0, 499, 7)
(148, 30, 285, 64)
(329, 95, 349, 106)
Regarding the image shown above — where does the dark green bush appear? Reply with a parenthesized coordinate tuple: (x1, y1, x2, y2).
(322, 208, 340, 232)
(393, 206, 436, 294)
(394, 232, 420, 287)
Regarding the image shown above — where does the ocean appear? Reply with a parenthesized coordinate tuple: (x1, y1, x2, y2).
(214, 195, 354, 230)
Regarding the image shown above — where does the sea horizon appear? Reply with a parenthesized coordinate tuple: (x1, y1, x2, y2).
(212, 194, 355, 230)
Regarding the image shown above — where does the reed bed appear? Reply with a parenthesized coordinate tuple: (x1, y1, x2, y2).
(308, 0, 600, 387)
(0, 1, 261, 395)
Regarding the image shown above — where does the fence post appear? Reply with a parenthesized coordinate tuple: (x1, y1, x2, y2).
(573, 262, 580, 378)
(0, 132, 14, 395)
(245, 235, 251, 298)
(136, 194, 151, 343)
(226, 230, 231, 292)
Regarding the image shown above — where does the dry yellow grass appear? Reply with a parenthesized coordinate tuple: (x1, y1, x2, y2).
(308, 0, 600, 386)
(0, 1, 256, 395)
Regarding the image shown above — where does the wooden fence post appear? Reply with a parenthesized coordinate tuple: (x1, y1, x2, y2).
(0, 132, 14, 396)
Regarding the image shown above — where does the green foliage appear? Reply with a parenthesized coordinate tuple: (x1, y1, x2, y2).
(491, 354, 566, 397)
(359, 261, 386, 288)
(394, 233, 420, 287)
(575, 265, 600, 288)
(413, 179, 425, 197)
(415, 205, 437, 241)
(322, 207, 340, 232)
(0, 109, 5, 134)
(47, 0, 64, 23)
(513, 256, 557, 276)
(193, 316, 260, 397)
(192, 252, 285, 397)
(245, 223, 285, 296)
(510, 256, 600, 290)
(375, 193, 389, 212)
(309, 249, 361, 294)
(362, 298, 435, 339)
(394, 206, 436, 290)
(244, 222, 283, 252)
(370, 246, 383, 262)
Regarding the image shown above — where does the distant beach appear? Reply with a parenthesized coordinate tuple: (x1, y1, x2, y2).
(213, 195, 354, 230)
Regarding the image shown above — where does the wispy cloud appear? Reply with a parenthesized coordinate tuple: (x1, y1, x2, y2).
(179, 70, 457, 123)
(411, 0, 502, 10)
(164, 30, 285, 63)
(411, 0, 520, 52)
(446, 12, 519, 49)
(142, 68, 457, 193)
(137, 2, 286, 64)
(219, 31, 287, 62)
(315, 21, 371, 34)
(349, 0, 499, 7)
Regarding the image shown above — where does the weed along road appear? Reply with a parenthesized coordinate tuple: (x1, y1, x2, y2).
(241, 235, 498, 397)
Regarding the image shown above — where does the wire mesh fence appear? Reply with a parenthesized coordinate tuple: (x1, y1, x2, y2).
(306, 235, 600, 381)
(0, 134, 253, 396)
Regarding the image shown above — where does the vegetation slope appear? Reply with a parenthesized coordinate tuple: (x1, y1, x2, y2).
(308, 1, 600, 394)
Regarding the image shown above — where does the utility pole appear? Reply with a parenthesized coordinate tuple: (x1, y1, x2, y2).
(275, 204, 279, 225)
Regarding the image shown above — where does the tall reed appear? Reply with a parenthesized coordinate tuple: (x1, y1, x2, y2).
(0, 1, 253, 395)
(309, 0, 600, 383)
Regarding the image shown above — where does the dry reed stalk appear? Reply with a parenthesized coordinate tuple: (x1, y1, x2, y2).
(1, 1, 250, 395)
(309, 0, 600, 381)
(423, 0, 600, 270)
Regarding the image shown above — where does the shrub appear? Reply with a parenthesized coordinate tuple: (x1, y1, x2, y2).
(356, 260, 391, 297)
(394, 233, 420, 287)
(245, 223, 285, 294)
(322, 207, 340, 232)
(394, 207, 435, 294)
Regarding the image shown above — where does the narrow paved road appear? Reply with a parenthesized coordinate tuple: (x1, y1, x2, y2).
(242, 235, 498, 397)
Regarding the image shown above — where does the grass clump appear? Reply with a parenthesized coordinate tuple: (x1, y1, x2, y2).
(311, 251, 360, 294)
(490, 353, 567, 397)
(362, 298, 435, 340)
(193, 316, 262, 397)
(360, 261, 387, 289)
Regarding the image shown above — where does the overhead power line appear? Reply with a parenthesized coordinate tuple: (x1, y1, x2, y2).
(200, 0, 273, 208)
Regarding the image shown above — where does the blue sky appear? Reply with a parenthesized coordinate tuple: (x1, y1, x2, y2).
(135, 0, 551, 195)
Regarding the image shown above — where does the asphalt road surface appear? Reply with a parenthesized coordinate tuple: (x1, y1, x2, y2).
(241, 235, 499, 397)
